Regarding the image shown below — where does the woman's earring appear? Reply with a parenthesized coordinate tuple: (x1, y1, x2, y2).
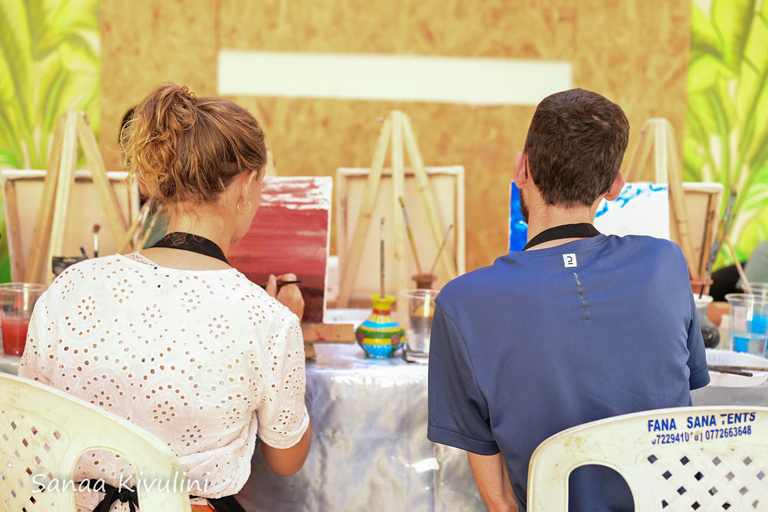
(237, 201, 252, 215)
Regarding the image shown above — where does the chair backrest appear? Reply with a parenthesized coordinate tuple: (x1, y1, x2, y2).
(0, 372, 191, 511)
(527, 406, 768, 511)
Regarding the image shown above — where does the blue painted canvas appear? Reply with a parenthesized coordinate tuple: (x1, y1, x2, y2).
(509, 182, 528, 251)
(594, 183, 669, 239)
(510, 182, 669, 251)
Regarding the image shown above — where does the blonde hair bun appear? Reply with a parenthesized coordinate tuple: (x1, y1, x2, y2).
(122, 82, 266, 205)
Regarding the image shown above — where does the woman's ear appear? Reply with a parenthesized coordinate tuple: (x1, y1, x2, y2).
(240, 168, 263, 200)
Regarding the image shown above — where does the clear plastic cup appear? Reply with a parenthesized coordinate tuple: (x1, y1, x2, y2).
(400, 289, 438, 358)
(0, 283, 46, 356)
(725, 293, 768, 357)
(746, 282, 768, 300)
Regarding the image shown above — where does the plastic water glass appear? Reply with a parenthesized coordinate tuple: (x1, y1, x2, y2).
(0, 283, 46, 357)
(400, 289, 438, 359)
(725, 293, 768, 357)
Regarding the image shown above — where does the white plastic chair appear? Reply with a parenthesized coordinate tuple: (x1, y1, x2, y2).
(528, 406, 768, 511)
(0, 372, 191, 511)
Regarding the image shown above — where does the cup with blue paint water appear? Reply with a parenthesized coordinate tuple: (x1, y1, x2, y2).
(725, 293, 768, 357)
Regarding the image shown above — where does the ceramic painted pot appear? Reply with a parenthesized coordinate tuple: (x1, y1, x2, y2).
(356, 294, 405, 358)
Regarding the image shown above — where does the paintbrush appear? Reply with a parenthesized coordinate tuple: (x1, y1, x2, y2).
(428, 224, 454, 277)
(724, 235, 751, 294)
(93, 224, 101, 258)
(708, 366, 753, 377)
(258, 280, 303, 288)
(380, 217, 386, 298)
(398, 196, 423, 275)
(708, 365, 768, 373)
(700, 185, 737, 298)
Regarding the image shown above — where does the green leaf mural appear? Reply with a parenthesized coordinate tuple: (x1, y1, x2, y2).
(0, 0, 99, 282)
(685, 0, 768, 267)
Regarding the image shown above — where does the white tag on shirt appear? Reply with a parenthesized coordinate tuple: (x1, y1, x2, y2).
(563, 254, 577, 267)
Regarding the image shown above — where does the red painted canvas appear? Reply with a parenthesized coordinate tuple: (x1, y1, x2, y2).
(229, 177, 332, 323)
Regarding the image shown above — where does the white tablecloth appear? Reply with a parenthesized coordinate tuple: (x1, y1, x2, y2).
(4, 340, 768, 511)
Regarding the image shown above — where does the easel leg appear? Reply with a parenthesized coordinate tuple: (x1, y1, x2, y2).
(25, 113, 76, 283)
(402, 115, 458, 280)
(4, 181, 24, 280)
(337, 117, 393, 307)
(391, 113, 409, 322)
(77, 113, 128, 240)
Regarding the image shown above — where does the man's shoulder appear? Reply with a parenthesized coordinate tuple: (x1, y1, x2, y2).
(604, 234, 685, 261)
(437, 258, 514, 304)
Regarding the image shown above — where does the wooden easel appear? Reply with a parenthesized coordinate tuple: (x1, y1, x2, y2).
(25, 111, 128, 284)
(337, 111, 458, 314)
(624, 118, 697, 273)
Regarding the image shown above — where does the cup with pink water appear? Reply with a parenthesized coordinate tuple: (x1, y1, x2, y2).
(725, 293, 768, 357)
(0, 283, 46, 357)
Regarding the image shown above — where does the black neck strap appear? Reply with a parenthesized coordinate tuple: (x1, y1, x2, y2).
(150, 232, 229, 265)
(523, 223, 600, 251)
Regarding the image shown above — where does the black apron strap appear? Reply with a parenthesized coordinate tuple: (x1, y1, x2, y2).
(78, 480, 245, 512)
(193, 495, 247, 512)
(150, 232, 229, 265)
(523, 223, 600, 251)
(78, 481, 139, 512)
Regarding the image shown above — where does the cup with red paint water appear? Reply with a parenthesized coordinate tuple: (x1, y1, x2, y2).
(0, 283, 46, 357)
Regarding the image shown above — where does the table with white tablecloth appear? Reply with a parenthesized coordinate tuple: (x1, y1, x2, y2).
(3, 341, 768, 511)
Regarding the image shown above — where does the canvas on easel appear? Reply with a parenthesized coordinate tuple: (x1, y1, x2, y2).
(624, 118, 721, 278)
(3, 111, 135, 284)
(228, 176, 333, 324)
(337, 166, 465, 304)
(336, 111, 464, 322)
(1, 170, 138, 282)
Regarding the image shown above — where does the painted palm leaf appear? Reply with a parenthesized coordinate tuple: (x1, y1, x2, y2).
(0, 0, 99, 282)
(685, 0, 768, 265)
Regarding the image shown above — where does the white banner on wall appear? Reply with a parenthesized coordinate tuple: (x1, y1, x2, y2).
(218, 50, 573, 106)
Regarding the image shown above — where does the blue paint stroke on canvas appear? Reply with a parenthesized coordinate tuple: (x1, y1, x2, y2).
(595, 183, 667, 218)
(509, 182, 527, 251)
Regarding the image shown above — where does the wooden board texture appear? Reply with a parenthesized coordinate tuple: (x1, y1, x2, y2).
(100, 0, 691, 272)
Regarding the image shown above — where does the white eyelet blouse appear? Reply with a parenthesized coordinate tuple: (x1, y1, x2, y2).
(18, 253, 309, 510)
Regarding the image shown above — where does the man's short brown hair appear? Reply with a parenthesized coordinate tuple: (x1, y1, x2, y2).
(523, 89, 630, 208)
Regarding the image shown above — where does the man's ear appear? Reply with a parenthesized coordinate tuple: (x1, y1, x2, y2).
(604, 172, 625, 201)
(514, 152, 529, 187)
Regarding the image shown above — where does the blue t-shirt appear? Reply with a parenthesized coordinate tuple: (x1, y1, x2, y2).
(427, 234, 709, 511)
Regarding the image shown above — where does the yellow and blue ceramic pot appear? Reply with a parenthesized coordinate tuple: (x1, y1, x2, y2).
(356, 294, 405, 358)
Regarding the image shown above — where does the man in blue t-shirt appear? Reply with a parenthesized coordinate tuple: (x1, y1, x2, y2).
(427, 89, 709, 512)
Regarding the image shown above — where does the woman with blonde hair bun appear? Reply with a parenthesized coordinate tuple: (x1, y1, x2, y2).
(19, 82, 311, 512)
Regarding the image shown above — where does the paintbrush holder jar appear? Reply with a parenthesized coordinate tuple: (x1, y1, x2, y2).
(355, 294, 405, 358)
(412, 273, 437, 289)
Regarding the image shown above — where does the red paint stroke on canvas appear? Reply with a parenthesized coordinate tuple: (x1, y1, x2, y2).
(229, 177, 331, 323)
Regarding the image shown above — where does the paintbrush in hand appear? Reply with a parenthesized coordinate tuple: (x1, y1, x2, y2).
(258, 280, 302, 289)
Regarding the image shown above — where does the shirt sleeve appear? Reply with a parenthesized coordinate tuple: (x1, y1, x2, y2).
(685, 290, 710, 390)
(745, 241, 768, 284)
(427, 302, 499, 455)
(18, 291, 53, 385)
(256, 314, 310, 449)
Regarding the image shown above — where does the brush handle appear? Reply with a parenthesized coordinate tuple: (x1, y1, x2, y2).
(258, 280, 302, 288)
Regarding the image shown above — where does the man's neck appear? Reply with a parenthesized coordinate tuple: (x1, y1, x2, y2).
(526, 205, 597, 250)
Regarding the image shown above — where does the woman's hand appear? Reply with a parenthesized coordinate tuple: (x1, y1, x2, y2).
(266, 273, 305, 320)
